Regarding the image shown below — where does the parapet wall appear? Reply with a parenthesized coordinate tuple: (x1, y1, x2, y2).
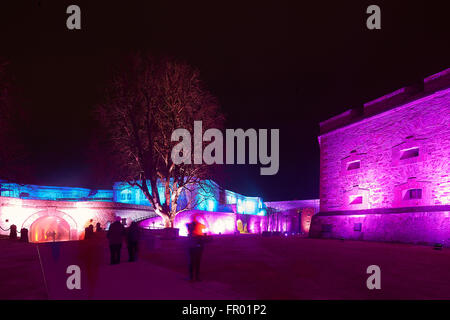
(310, 206, 450, 246)
(312, 68, 450, 246)
(138, 209, 268, 236)
(318, 87, 450, 212)
(319, 68, 450, 135)
(0, 196, 156, 241)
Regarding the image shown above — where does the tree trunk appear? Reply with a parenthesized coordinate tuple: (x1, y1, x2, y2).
(162, 214, 175, 228)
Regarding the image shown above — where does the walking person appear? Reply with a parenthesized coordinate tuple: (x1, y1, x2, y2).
(107, 216, 125, 265)
(126, 221, 140, 262)
(186, 215, 207, 282)
(78, 234, 103, 299)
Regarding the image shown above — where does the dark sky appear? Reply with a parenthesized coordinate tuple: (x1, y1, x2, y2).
(0, 0, 448, 201)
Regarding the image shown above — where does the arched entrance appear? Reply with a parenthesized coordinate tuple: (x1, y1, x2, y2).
(22, 210, 78, 243)
(29, 215, 72, 242)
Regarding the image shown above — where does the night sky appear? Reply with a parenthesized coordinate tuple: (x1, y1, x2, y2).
(0, 0, 448, 201)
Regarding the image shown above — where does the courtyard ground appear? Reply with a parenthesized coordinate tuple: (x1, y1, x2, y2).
(1, 234, 450, 299)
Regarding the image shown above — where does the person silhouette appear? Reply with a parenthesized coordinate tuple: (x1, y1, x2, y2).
(95, 222, 102, 232)
(9, 224, 17, 240)
(84, 224, 94, 240)
(88, 224, 94, 237)
(46, 229, 56, 242)
(107, 217, 125, 264)
(186, 215, 206, 282)
(126, 221, 140, 262)
(78, 235, 103, 299)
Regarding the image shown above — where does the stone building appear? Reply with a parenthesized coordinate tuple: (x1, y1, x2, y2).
(0, 179, 267, 242)
(264, 200, 320, 234)
(310, 68, 450, 245)
(0, 176, 320, 242)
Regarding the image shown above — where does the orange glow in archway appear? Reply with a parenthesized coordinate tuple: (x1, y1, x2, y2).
(301, 208, 315, 233)
(29, 216, 71, 243)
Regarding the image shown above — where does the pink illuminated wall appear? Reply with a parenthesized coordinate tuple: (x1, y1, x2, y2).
(309, 209, 450, 246)
(264, 200, 320, 233)
(312, 69, 450, 246)
(319, 87, 450, 212)
(0, 197, 155, 242)
(139, 210, 270, 236)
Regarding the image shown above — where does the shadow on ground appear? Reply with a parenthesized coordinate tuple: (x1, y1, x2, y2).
(2, 234, 450, 299)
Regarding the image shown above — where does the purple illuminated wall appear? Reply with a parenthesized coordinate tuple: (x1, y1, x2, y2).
(139, 210, 270, 236)
(312, 68, 450, 245)
(265, 200, 320, 233)
(138, 199, 322, 236)
(319, 86, 450, 212)
(309, 208, 450, 246)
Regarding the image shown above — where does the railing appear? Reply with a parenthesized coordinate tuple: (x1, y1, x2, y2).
(133, 214, 157, 222)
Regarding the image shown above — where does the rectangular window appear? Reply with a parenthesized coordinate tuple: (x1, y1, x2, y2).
(354, 223, 362, 232)
(400, 147, 419, 160)
(403, 188, 422, 200)
(350, 195, 363, 205)
(347, 160, 361, 170)
(227, 195, 236, 204)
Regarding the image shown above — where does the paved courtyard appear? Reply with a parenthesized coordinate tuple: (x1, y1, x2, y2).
(2, 234, 450, 299)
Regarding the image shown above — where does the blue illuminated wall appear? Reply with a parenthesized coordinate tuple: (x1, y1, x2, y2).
(113, 180, 188, 207)
(0, 179, 265, 215)
(113, 179, 265, 215)
(224, 190, 266, 215)
(0, 180, 113, 202)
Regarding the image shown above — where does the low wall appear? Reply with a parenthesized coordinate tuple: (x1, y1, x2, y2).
(309, 205, 450, 246)
(0, 196, 156, 241)
(139, 210, 269, 236)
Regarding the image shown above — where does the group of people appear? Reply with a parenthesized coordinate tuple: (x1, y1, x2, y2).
(84, 217, 140, 264)
(84, 222, 102, 239)
(106, 217, 140, 264)
(85, 215, 207, 281)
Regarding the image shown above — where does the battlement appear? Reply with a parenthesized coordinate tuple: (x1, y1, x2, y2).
(319, 68, 450, 135)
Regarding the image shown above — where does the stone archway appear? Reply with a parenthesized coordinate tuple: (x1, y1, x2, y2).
(22, 209, 78, 242)
(29, 216, 71, 242)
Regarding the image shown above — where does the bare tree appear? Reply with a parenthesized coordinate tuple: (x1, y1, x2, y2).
(96, 54, 224, 228)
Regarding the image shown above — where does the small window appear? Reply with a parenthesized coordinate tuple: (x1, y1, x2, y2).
(400, 147, 419, 160)
(226, 195, 236, 204)
(347, 160, 361, 170)
(403, 189, 422, 200)
(350, 195, 363, 205)
(121, 191, 132, 201)
(354, 223, 362, 232)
